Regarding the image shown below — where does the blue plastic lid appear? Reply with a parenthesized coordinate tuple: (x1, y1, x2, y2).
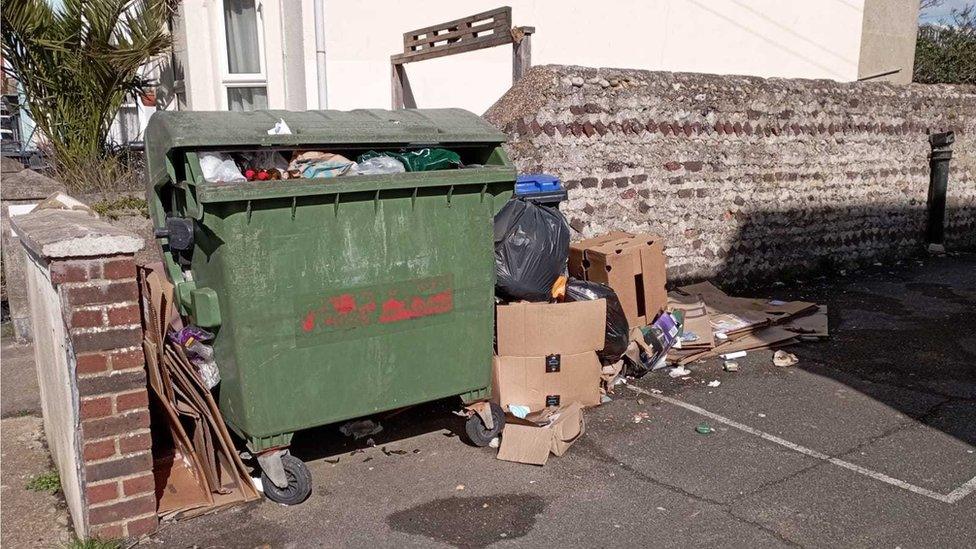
(515, 173, 562, 195)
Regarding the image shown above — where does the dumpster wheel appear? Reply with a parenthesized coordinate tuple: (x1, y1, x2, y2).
(465, 402, 505, 447)
(261, 454, 312, 505)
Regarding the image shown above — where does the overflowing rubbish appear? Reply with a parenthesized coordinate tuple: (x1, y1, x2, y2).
(493, 198, 571, 302)
(197, 147, 464, 183)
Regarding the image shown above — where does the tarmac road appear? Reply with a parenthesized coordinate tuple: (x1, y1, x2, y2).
(147, 252, 976, 548)
(2, 253, 972, 547)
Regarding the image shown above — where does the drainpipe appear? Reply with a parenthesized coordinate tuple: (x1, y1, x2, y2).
(313, 0, 328, 108)
(926, 131, 954, 253)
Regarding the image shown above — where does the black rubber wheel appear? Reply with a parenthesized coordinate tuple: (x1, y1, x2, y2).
(261, 454, 312, 505)
(465, 402, 505, 447)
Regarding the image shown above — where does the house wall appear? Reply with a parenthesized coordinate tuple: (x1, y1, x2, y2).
(484, 65, 976, 283)
(322, 0, 868, 113)
(857, 0, 921, 83)
(174, 0, 925, 115)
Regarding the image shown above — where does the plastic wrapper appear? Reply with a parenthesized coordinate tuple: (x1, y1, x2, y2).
(199, 153, 245, 182)
(493, 198, 570, 302)
(565, 278, 629, 364)
(359, 148, 460, 172)
(289, 151, 357, 178)
(354, 155, 406, 175)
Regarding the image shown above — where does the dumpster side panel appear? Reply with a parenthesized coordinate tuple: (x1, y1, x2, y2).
(191, 182, 511, 438)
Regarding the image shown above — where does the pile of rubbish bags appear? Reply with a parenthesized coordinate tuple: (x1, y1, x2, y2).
(198, 148, 463, 182)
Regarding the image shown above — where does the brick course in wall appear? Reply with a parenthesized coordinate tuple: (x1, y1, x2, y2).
(485, 65, 976, 282)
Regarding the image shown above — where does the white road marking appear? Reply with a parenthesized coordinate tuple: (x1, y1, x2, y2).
(627, 385, 976, 504)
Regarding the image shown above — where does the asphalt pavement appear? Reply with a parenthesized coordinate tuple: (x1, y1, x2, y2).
(145, 252, 976, 548)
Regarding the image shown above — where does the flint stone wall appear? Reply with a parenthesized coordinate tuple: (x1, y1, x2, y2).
(485, 65, 976, 282)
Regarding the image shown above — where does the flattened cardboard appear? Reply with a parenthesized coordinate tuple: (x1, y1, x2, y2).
(496, 403, 585, 465)
(492, 352, 602, 411)
(786, 305, 829, 338)
(569, 232, 667, 327)
(668, 295, 714, 349)
(496, 300, 606, 356)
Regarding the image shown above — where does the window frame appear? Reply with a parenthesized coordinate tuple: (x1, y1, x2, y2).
(216, 0, 269, 110)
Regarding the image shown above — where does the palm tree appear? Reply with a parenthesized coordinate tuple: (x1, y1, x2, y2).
(1, 0, 171, 175)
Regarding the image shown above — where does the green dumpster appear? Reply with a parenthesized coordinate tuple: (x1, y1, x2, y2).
(145, 109, 514, 504)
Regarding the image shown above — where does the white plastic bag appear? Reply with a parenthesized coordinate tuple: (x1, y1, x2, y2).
(354, 156, 405, 175)
(199, 153, 245, 182)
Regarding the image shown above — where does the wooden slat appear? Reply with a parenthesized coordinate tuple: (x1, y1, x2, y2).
(392, 32, 513, 65)
(402, 6, 511, 48)
(405, 19, 506, 51)
(393, 6, 514, 64)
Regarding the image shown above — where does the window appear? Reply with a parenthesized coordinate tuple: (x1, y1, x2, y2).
(228, 87, 268, 111)
(220, 0, 267, 110)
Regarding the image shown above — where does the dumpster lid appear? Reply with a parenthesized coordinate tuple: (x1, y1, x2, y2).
(144, 108, 508, 188)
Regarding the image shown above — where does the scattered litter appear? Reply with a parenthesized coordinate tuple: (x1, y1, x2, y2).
(362, 456, 373, 463)
(455, 484, 465, 491)
(680, 331, 699, 342)
(757, 413, 766, 418)
(324, 457, 340, 464)
(251, 477, 263, 492)
(695, 422, 714, 434)
(381, 447, 407, 456)
(632, 412, 649, 423)
(508, 404, 530, 419)
(339, 419, 383, 440)
(715, 332, 729, 340)
(720, 350, 747, 360)
(483, 503, 490, 508)
(707, 380, 721, 387)
(601, 395, 613, 403)
(366, 438, 376, 447)
(723, 361, 739, 372)
(488, 437, 500, 449)
(773, 350, 799, 367)
(669, 366, 691, 378)
(656, 506, 666, 511)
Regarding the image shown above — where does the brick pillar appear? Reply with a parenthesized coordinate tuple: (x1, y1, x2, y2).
(12, 203, 157, 540)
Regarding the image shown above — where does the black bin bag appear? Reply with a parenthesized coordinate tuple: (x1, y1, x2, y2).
(494, 198, 570, 302)
(565, 278, 630, 364)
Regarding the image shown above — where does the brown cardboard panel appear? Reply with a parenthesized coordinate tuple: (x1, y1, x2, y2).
(668, 295, 714, 349)
(786, 305, 829, 337)
(496, 300, 606, 356)
(570, 232, 668, 327)
(492, 352, 602, 411)
(496, 403, 584, 465)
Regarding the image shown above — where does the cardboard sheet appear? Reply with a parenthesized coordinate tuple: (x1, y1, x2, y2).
(492, 352, 602, 411)
(496, 300, 606, 356)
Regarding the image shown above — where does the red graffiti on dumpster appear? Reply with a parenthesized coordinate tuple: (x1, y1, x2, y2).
(299, 276, 453, 334)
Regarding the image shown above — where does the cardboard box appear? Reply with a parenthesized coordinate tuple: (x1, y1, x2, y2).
(492, 352, 602, 411)
(569, 232, 667, 327)
(496, 403, 585, 465)
(496, 299, 606, 356)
